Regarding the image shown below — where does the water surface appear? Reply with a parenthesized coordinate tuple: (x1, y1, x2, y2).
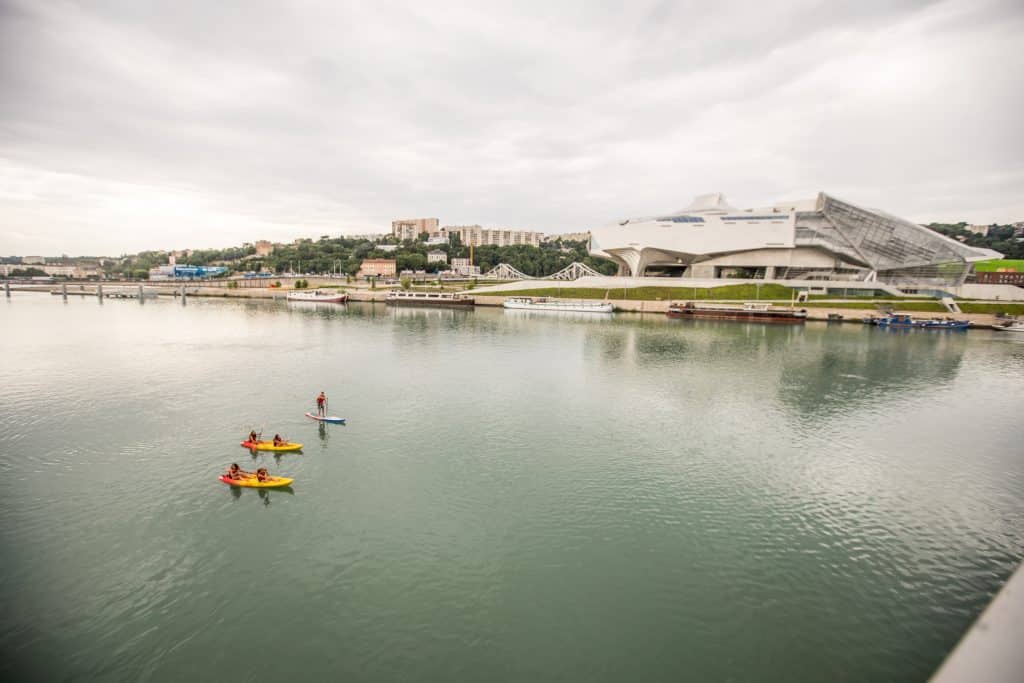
(1, 294, 1022, 681)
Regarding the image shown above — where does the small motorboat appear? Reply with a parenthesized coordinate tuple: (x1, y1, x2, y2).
(875, 314, 969, 330)
(286, 289, 348, 303)
(993, 319, 1024, 333)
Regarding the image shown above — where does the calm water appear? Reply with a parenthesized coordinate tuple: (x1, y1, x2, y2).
(1, 293, 1022, 682)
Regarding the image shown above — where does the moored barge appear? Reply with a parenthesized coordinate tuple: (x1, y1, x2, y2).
(385, 291, 475, 307)
(667, 301, 808, 323)
(503, 297, 613, 314)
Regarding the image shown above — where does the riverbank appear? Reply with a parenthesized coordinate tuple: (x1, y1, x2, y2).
(11, 283, 1020, 328)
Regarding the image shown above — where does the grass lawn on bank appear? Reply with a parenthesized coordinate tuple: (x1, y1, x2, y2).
(797, 301, 947, 312)
(959, 302, 1024, 315)
(974, 259, 1024, 273)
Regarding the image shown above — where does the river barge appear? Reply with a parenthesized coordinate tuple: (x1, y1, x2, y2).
(386, 291, 475, 307)
(667, 301, 808, 323)
(503, 297, 613, 314)
(286, 289, 349, 303)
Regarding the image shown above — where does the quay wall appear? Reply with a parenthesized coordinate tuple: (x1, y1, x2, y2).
(8, 284, 1009, 326)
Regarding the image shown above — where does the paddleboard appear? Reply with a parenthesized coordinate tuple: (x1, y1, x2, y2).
(305, 412, 346, 424)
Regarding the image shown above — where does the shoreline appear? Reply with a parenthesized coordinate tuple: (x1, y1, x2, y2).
(9, 283, 1018, 329)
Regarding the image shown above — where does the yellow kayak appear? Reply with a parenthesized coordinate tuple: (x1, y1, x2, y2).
(220, 474, 294, 488)
(240, 440, 303, 452)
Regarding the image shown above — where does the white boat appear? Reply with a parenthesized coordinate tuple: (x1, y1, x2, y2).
(993, 319, 1024, 333)
(385, 290, 474, 307)
(502, 296, 613, 314)
(286, 289, 349, 303)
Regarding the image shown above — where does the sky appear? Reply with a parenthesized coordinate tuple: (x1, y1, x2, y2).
(1, 0, 1022, 256)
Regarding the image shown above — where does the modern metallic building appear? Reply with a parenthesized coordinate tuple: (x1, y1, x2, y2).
(589, 193, 1001, 287)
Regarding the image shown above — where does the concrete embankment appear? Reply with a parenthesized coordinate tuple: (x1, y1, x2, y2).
(10, 284, 1010, 327)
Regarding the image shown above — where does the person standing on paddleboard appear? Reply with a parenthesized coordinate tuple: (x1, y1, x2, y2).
(316, 391, 327, 417)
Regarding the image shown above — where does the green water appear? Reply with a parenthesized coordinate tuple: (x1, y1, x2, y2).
(1, 294, 1022, 682)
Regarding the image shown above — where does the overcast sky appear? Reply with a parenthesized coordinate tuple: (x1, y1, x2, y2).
(1, 0, 1022, 255)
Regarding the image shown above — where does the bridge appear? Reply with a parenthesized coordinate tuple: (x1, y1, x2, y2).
(482, 262, 607, 281)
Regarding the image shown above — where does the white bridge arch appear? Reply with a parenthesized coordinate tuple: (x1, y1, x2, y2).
(482, 262, 606, 281)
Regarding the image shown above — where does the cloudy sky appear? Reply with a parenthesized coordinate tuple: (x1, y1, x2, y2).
(1, 0, 1022, 255)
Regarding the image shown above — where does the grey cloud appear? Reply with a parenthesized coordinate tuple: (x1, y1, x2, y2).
(0, 0, 1022, 254)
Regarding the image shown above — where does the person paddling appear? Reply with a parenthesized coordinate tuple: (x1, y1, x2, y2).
(316, 391, 327, 417)
(272, 434, 284, 447)
(248, 430, 259, 444)
(225, 463, 252, 480)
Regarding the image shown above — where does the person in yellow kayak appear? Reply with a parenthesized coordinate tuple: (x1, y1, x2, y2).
(256, 467, 269, 483)
(248, 430, 259, 444)
(272, 434, 284, 447)
(316, 391, 327, 417)
(225, 463, 252, 480)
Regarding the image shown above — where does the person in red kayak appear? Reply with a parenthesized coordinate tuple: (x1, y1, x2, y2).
(316, 391, 327, 417)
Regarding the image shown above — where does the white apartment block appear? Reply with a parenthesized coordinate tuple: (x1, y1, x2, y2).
(441, 225, 543, 247)
(392, 218, 439, 241)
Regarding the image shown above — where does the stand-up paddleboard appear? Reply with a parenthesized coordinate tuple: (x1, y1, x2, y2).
(305, 412, 346, 424)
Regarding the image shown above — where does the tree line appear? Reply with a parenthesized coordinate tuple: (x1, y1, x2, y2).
(98, 235, 618, 279)
(926, 222, 1024, 260)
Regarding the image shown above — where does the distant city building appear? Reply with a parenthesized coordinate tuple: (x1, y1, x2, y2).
(149, 254, 227, 280)
(975, 271, 1024, 285)
(149, 264, 228, 280)
(359, 259, 397, 279)
(427, 250, 448, 264)
(376, 244, 399, 253)
(22, 256, 45, 265)
(442, 225, 543, 247)
(0, 264, 101, 278)
(589, 192, 1001, 287)
(255, 240, 275, 257)
(966, 224, 991, 237)
(425, 234, 449, 246)
(392, 218, 439, 241)
(450, 257, 481, 276)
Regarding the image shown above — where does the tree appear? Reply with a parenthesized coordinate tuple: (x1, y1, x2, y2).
(9, 267, 47, 277)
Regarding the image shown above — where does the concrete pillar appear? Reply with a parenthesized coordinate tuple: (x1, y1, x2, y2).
(181, 285, 187, 305)
(4, 281, 9, 298)
(138, 284, 144, 303)
(62, 283, 68, 300)
(97, 283, 103, 298)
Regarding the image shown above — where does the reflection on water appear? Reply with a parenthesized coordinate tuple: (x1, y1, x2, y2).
(0, 294, 1021, 683)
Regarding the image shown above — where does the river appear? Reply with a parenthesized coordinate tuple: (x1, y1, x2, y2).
(1, 293, 1022, 681)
